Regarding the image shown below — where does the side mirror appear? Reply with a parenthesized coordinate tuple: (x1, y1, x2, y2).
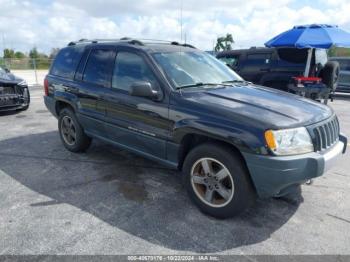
(129, 81, 159, 99)
(4, 67, 10, 73)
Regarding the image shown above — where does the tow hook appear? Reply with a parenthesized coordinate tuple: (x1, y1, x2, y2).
(305, 179, 313, 185)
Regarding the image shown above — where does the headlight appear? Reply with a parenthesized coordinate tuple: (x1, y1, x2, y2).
(264, 127, 314, 156)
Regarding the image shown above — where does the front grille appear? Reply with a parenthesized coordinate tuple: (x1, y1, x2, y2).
(0, 86, 16, 95)
(311, 116, 339, 152)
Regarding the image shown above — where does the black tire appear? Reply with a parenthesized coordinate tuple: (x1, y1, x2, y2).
(321, 61, 340, 91)
(58, 107, 91, 152)
(182, 143, 255, 218)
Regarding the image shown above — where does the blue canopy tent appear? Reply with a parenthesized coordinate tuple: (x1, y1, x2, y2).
(265, 24, 350, 76)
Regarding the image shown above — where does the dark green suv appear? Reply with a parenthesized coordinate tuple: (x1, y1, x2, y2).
(44, 39, 347, 218)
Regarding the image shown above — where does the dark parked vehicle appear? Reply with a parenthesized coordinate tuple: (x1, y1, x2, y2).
(0, 67, 30, 112)
(44, 39, 347, 218)
(216, 47, 339, 94)
(329, 57, 350, 93)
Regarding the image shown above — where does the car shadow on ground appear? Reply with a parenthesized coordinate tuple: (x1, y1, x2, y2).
(0, 110, 23, 117)
(0, 131, 303, 253)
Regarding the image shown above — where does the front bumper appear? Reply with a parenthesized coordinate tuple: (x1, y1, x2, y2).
(242, 134, 347, 198)
(0, 95, 28, 111)
(0, 86, 30, 112)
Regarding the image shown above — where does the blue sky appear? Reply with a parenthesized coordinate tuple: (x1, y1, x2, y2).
(1, 0, 350, 54)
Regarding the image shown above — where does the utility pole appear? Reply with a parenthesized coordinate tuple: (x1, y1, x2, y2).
(1, 33, 5, 58)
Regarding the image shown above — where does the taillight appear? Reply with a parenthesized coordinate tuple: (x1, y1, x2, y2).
(292, 76, 322, 85)
(44, 78, 49, 96)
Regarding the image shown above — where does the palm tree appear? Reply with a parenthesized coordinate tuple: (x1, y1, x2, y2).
(215, 34, 234, 52)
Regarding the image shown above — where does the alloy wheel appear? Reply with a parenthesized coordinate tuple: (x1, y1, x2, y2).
(190, 157, 234, 208)
(61, 116, 76, 146)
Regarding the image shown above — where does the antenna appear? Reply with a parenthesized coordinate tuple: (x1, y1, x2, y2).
(180, 0, 183, 42)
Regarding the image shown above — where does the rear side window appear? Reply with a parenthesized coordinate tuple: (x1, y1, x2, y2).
(50, 47, 83, 79)
(246, 53, 271, 64)
(83, 49, 116, 87)
(277, 48, 308, 64)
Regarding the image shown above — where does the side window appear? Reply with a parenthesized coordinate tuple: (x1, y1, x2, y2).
(277, 48, 308, 64)
(50, 47, 84, 79)
(83, 49, 116, 87)
(332, 59, 350, 71)
(246, 53, 271, 65)
(112, 52, 158, 92)
(218, 55, 239, 67)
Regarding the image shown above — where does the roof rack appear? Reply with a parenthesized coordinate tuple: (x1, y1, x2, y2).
(67, 38, 196, 48)
(249, 46, 267, 49)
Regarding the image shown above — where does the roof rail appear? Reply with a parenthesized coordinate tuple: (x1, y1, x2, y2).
(67, 38, 196, 48)
(249, 46, 267, 49)
(121, 38, 196, 48)
(67, 38, 138, 46)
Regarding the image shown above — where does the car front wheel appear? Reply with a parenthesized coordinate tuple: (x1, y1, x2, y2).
(183, 143, 255, 218)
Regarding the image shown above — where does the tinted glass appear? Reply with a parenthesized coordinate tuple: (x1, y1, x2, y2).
(277, 48, 308, 64)
(83, 49, 115, 87)
(246, 53, 270, 65)
(337, 60, 350, 71)
(339, 72, 350, 84)
(50, 47, 83, 79)
(153, 51, 242, 88)
(247, 53, 267, 60)
(218, 56, 239, 67)
(112, 52, 158, 92)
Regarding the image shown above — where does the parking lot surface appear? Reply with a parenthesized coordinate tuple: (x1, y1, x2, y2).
(0, 87, 349, 255)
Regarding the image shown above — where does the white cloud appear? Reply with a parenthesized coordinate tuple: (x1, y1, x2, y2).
(0, 0, 350, 54)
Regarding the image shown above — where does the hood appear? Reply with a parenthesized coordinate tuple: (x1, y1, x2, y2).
(0, 71, 23, 84)
(181, 84, 333, 129)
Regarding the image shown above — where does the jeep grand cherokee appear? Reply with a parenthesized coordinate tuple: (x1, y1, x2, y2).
(44, 39, 347, 218)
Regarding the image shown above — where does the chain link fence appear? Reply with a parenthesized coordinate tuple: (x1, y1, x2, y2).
(0, 58, 52, 86)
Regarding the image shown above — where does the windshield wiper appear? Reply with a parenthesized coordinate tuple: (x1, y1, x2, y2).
(222, 80, 250, 84)
(176, 82, 230, 90)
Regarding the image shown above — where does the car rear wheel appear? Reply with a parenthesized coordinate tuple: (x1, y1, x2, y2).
(183, 143, 255, 218)
(58, 108, 91, 152)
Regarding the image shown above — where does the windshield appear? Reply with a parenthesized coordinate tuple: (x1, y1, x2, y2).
(0, 67, 9, 79)
(152, 51, 243, 89)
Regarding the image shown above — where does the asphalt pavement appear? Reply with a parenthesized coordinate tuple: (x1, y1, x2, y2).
(0, 87, 349, 255)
